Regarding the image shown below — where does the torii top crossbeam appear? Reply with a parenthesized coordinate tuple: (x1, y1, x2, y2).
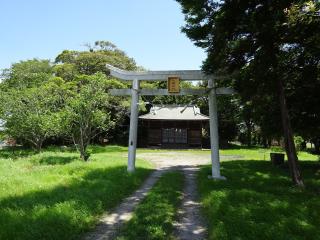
(107, 64, 210, 81)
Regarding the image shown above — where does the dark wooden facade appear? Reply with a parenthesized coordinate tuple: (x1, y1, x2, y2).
(139, 119, 207, 148)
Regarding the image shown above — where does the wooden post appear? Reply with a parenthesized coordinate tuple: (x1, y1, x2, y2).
(208, 79, 226, 180)
(127, 79, 140, 172)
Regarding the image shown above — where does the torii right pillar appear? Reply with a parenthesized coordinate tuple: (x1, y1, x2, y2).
(208, 79, 226, 180)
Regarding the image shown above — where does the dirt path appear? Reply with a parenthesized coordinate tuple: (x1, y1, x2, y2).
(138, 152, 209, 240)
(83, 169, 167, 240)
(85, 151, 235, 240)
(174, 166, 207, 240)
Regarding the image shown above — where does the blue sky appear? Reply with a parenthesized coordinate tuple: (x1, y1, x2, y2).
(0, 0, 206, 71)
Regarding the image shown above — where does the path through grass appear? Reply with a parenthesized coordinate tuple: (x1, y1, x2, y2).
(117, 171, 184, 240)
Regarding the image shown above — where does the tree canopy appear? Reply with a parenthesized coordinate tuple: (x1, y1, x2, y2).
(0, 41, 136, 159)
(176, 0, 320, 186)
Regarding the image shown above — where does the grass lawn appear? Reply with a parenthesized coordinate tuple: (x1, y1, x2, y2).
(220, 145, 319, 161)
(138, 145, 319, 161)
(1, 144, 318, 240)
(117, 171, 184, 240)
(198, 160, 320, 240)
(0, 145, 153, 240)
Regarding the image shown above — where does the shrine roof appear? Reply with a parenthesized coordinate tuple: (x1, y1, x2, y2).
(139, 105, 209, 121)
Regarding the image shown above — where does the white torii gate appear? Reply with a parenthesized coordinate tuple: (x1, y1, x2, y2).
(107, 64, 234, 180)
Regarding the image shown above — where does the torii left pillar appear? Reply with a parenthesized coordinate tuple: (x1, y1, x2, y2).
(127, 79, 140, 172)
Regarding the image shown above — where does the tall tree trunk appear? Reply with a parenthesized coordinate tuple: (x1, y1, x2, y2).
(79, 144, 89, 161)
(277, 78, 304, 187)
(262, 136, 268, 148)
(246, 121, 252, 147)
(268, 138, 272, 148)
(31, 139, 43, 153)
(79, 127, 87, 161)
(313, 139, 320, 154)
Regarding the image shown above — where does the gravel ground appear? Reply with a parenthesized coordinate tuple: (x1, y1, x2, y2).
(137, 151, 241, 168)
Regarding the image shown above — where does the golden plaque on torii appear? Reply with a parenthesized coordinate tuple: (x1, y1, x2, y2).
(167, 76, 180, 93)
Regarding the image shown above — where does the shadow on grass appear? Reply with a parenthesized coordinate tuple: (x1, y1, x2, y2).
(88, 145, 128, 154)
(0, 146, 38, 159)
(222, 144, 264, 150)
(0, 166, 152, 240)
(38, 155, 80, 165)
(199, 160, 320, 240)
(0, 146, 77, 160)
(0, 145, 128, 160)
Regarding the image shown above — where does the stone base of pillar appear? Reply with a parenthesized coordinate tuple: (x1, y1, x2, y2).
(208, 175, 227, 180)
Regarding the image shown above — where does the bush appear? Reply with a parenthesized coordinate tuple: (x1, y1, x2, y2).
(270, 146, 284, 153)
(294, 136, 305, 152)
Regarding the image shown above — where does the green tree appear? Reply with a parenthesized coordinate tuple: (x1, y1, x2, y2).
(53, 41, 136, 148)
(0, 77, 67, 151)
(195, 94, 240, 146)
(0, 41, 137, 153)
(63, 73, 116, 160)
(284, 3, 320, 152)
(177, 0, 320, 186)
(55, 41, 137, 76)
(1, 59, 53, 89)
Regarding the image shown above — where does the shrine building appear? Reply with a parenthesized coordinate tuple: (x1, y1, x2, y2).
(138, 105, 209, 148)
